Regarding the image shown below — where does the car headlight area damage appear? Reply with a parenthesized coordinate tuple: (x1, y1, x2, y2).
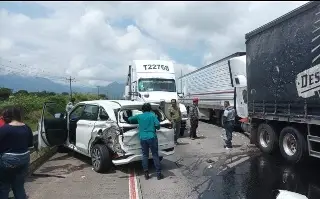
(99, 125, 125, 155)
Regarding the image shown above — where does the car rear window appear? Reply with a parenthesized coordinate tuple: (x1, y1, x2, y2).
(119, 108, 165, 123)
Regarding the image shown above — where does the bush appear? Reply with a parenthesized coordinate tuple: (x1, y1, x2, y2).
(0, 92, 100, 131)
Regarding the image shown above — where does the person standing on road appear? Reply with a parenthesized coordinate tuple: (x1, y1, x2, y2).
(65, 97, 75, 112)
(0, 106, 34, 199)
(128, 103, 164, 180)
(223, 101, 235, 149)
(189, 98, 200, 140)
(0, 115, 4, 128)
(168, 99, 182, 145)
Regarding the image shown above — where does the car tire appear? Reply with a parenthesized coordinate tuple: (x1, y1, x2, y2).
(279, 126, 307, 164)
(91, 144, 113, 173)
(257, 123, 278, 154)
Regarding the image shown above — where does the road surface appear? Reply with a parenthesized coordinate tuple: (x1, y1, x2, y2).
(25, 121, 320, 199)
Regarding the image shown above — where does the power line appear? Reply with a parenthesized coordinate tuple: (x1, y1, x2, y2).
(66, 76, 76, 100)
(0, 57, 116, 88)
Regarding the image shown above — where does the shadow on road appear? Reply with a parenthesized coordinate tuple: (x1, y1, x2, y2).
(26, 151, 92, 183)
(27, 148, 183, 183)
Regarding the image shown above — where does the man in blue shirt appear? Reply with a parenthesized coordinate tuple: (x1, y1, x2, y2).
(128, 103, 164, 180)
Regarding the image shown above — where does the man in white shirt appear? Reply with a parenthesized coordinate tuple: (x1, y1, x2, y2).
(65, 98, 75, 113)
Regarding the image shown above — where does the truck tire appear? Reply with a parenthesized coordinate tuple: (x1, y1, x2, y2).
(91, 144, 113, 173)
(279, 126, 307, 163)
(257, 123, 278, 154)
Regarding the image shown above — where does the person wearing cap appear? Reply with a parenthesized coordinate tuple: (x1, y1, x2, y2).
(168, 99, 181, 145)
(223, 101, 235, 149)
(189, 97, 200, 140)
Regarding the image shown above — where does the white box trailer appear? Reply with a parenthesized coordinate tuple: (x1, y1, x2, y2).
(177, 52, 248, 127)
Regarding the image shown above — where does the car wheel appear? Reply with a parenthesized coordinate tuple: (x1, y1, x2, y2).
(180, 127, 185, 136)
(257, 123, 278, 154)
(91, 144, 113, 173)
(279, 126, 307, 163)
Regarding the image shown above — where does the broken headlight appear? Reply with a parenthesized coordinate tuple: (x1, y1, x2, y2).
(101, 125, 125, 155)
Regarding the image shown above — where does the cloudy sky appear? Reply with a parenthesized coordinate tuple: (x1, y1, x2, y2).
(0, 1, 308, 86)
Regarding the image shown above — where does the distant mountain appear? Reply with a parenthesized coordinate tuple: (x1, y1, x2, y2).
(0, 74, 125, 98)
(100, 82, 126, 99)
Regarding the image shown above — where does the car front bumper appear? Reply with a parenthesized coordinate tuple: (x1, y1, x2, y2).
(112, 148, 175, 166)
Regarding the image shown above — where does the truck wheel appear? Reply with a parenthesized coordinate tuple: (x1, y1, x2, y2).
(257, 123, 278, 154)
(91, 144, 113, 173)
(279, 126, 307, 163)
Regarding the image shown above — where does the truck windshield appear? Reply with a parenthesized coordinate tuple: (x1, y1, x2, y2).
(138, 78, 176, 92)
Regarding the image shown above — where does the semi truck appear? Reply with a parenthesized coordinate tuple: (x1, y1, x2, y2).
(245, 1, 320, 163)
(177, 52, 248, 128)
(123, 60, 188, 135)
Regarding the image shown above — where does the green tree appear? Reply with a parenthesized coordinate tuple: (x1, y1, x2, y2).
(99, 94, 106, 99)
(0, 87, 13, 100)
(15, 90, 29, 95)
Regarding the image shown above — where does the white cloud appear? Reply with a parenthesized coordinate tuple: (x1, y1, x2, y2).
(0, 1, 309, 87)
(0, 37, 13, 51)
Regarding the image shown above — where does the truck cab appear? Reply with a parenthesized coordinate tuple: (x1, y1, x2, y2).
(124, 60, 188, 134)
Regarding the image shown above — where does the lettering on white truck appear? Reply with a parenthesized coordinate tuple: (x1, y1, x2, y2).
(143, 64, 169, 71)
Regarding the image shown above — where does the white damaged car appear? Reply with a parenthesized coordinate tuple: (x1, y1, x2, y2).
(37, 100, 175, 173)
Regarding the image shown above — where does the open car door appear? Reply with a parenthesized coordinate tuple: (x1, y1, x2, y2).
(38, 102, 68, 150)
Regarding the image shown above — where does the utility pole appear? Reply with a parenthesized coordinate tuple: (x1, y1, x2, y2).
(66, 76, 75, 100)
(97, 86, 100, 97)
(181, 69, 183, 93)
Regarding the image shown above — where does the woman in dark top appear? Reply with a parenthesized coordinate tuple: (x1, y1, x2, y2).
(0, 107, 33, 199)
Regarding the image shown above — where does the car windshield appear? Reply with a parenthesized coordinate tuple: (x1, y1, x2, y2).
(138, 78, 176, 92)
(119, 108, 165, 123)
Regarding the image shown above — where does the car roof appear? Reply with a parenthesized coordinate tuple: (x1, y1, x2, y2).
(78, 100, 159, 109)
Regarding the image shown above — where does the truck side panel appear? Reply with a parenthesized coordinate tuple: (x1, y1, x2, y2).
(246, 3, 320, 119)
(180, 60, 234, 109)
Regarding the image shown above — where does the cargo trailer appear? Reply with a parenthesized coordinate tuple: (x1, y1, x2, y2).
(246, 1, 320, 163)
